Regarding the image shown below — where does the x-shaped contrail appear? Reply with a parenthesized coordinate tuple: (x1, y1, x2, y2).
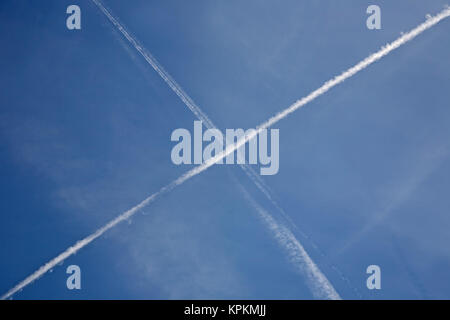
(90, 0, 345, 299)
(2, 4, 449, 300)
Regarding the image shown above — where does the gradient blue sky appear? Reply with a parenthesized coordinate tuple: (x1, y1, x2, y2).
(1, 0, 450, 299)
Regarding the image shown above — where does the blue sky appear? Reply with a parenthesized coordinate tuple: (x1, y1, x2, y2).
(1, 0, 450, 299)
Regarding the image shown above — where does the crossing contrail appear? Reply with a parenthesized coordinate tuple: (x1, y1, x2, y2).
(91, 0, 349, 297)
(3, 6, 449, 300)
(90, 0, 277, 213)
(91, 0, 360, 297)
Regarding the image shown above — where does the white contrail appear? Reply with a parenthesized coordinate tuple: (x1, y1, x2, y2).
(90, 0, 277, 210)
(3, 7, 449, 300)
(91, 0, 216, 129)
(91, 0, 347, 295)
(237, 182, 341, 300)
(91, 0, 361, 297)
(0, 188, 162, 300)
(91, 0, 275, 212)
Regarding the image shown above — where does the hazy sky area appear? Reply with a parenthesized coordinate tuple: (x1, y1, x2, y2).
(0, 0, 450, 299)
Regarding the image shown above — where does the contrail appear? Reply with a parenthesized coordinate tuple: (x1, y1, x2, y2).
(90, 0, 276, 212)
(92, 0, 359, 296)
(0, 192, 156, 300)
(3, 6, 449, 300)
(237, 182, 341, 300)
(91, 0, 216, 129)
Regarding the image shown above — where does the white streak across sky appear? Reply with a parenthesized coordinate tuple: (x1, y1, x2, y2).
(90, 0, 345, 298)
(237, 182, 340, 300)
(90, 0, 278, 217)
(2, 6, 449, 300)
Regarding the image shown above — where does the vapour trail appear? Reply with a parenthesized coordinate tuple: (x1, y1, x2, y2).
(91, 0, 360, 296)
(90, 0, 277, 212)
(91, 0, 216, 129)
(237, 182, 341, 299)
(0, 188, 163, 300)
(3, 7, 449, 300)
